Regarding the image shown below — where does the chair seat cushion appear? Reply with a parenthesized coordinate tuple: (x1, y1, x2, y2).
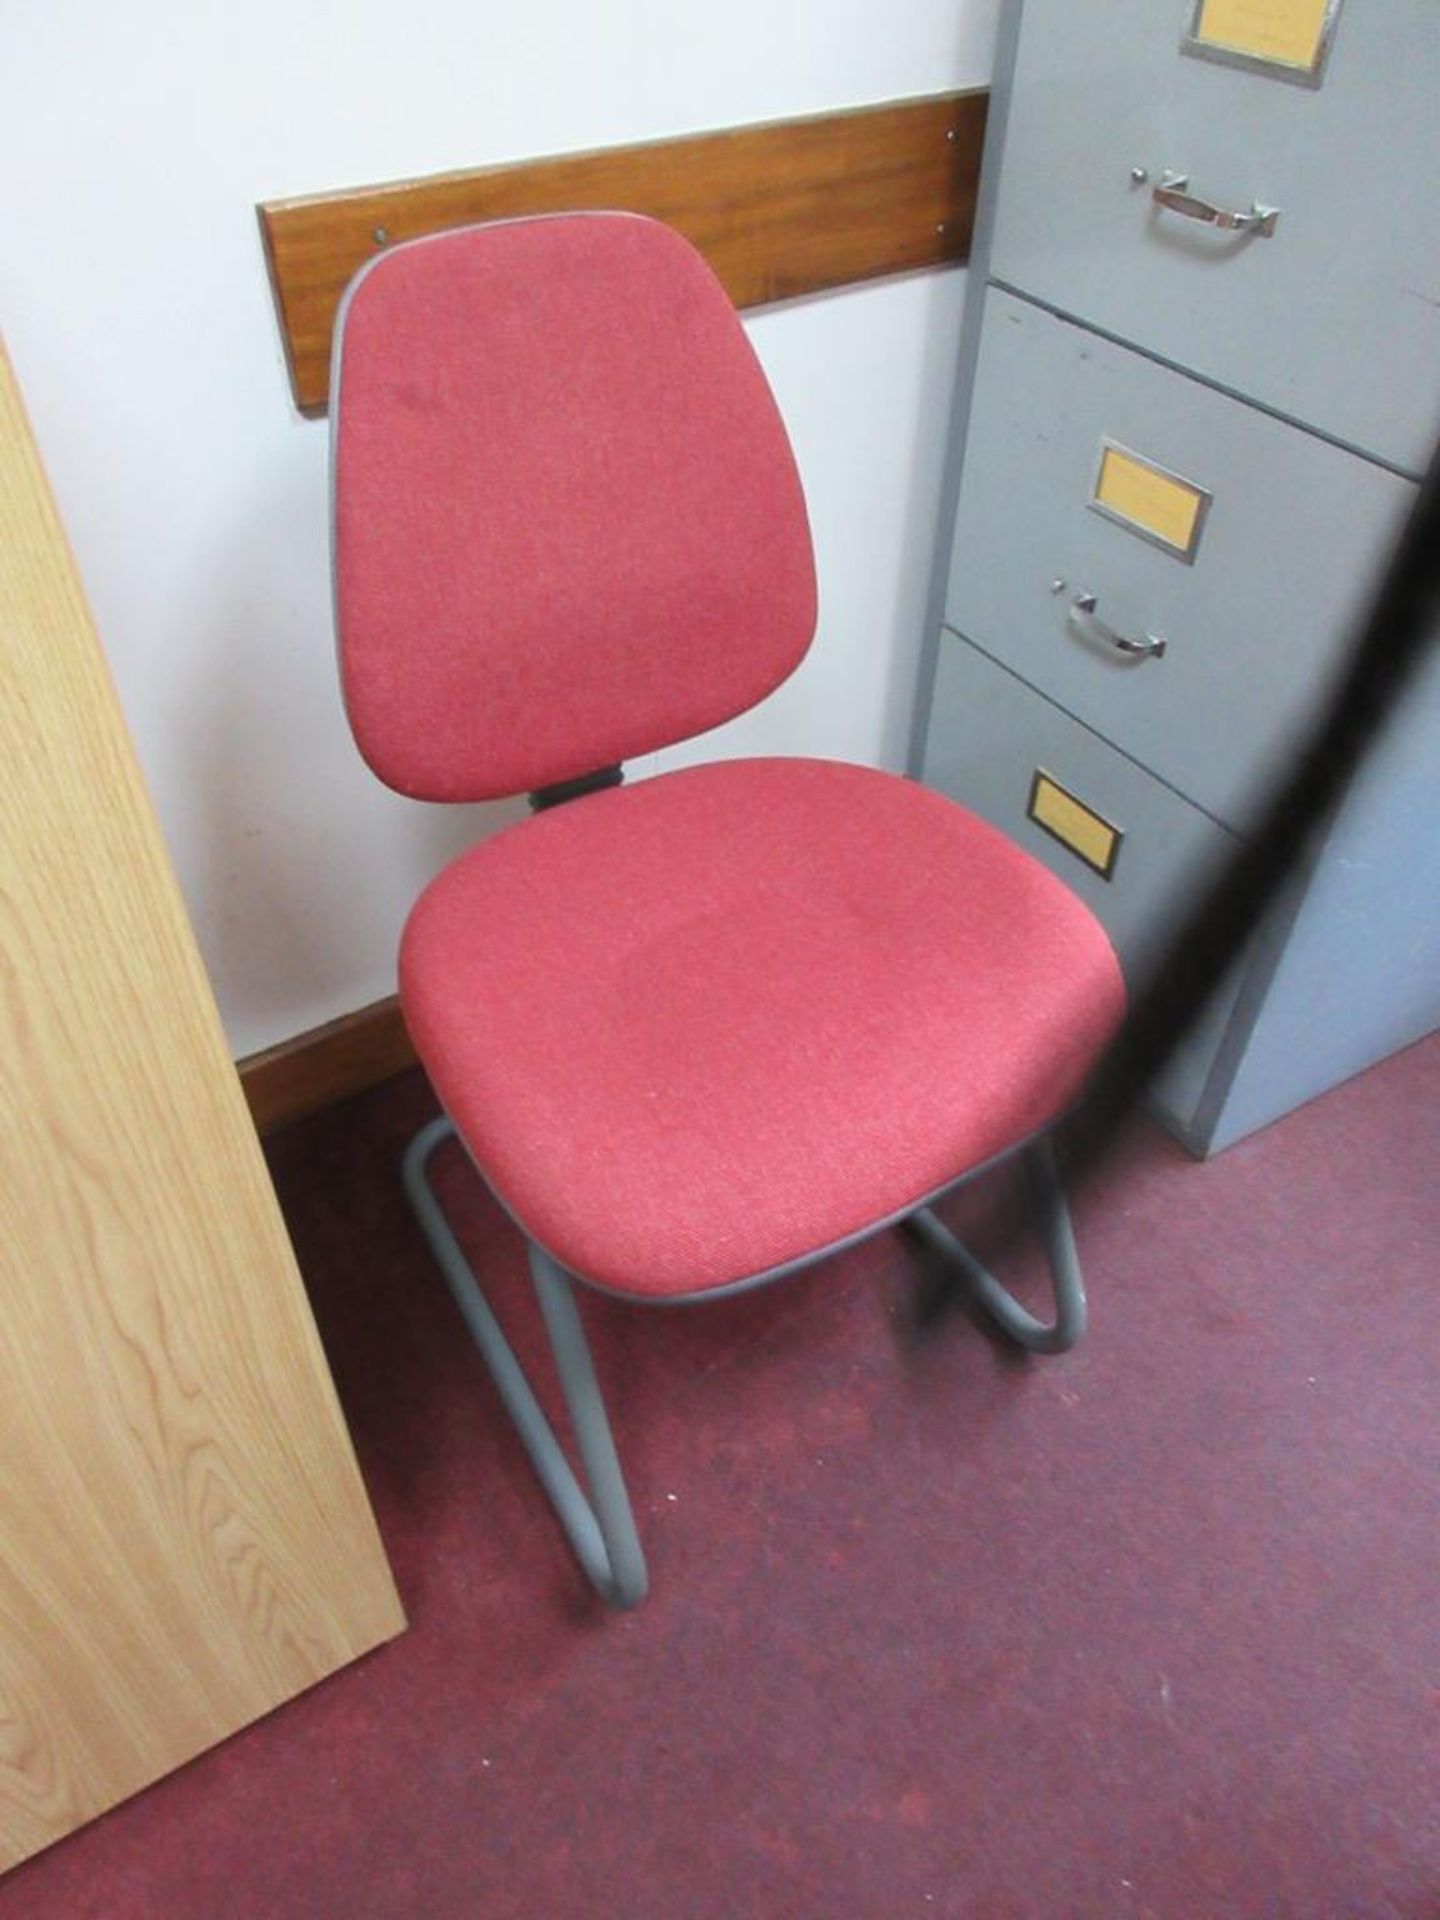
(400, 758, 1125, 1298)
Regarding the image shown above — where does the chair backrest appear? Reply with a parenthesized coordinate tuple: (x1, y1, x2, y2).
(331, 213, 818, 801)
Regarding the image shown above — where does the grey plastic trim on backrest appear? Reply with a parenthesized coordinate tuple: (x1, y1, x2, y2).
(905, 0, 1028, 777)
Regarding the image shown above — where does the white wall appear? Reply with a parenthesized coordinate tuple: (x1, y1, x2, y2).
(1, 0, 999, 1056)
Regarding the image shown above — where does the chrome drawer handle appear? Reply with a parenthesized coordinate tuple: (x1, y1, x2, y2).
(1151, 172, 1279, 237)
(1068, 593, 1168, 662)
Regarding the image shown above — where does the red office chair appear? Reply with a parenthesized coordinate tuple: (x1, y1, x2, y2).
(331, 213, 1126, 1608)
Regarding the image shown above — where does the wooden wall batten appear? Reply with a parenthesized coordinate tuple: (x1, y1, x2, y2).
(259, 89, 988, 415)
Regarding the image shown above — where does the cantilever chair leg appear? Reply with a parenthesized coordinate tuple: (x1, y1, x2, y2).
(904, 1135, 1086, 1354)
(402, 1116, 648, 1608)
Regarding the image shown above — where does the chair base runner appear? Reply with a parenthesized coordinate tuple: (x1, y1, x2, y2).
(904, 1136, 1086, 1355)
(401, 1117, 1084, 1609)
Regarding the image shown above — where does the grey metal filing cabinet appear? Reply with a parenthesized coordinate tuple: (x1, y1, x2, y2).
(911, 0, 1440, 1154)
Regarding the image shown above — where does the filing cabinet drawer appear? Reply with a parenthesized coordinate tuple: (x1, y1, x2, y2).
(989, 0, 1440, 475)
(921, 626, 1246, 1128)
(944, 288, 1414, 834)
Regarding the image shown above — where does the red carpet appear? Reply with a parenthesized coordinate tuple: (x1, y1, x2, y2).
(4, 1039, 1438, 1918)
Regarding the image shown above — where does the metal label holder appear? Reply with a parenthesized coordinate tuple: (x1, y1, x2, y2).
(1087, 437, 1213, 565)
(1180, 0, 1345, 90)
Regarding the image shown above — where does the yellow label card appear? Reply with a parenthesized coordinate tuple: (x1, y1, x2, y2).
(1092, 443, 1208, 561)
(1028, 772, 1122, 881)
(1191, 0, 1333, 73)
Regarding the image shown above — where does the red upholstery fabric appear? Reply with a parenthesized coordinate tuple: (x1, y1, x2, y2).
(332, 215, 817, 801)
(400, 758, 1126, 1297)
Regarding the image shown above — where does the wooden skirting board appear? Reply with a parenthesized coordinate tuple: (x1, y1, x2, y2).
(238, 994, 416, 1134)
(259, 89, 988, 415)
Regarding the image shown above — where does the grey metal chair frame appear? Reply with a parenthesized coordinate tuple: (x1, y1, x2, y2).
(403, 1112, 1085, 1610)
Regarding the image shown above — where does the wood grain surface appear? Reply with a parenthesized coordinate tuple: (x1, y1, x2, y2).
(260, 89, 988, 414)
(0, 339, 404, 1873)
